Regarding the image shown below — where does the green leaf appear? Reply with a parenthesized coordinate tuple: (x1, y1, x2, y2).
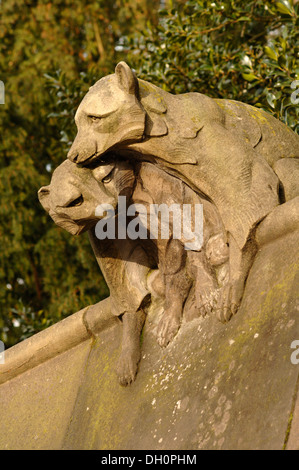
(242, 73, 260, 82)
(265, 46, 278, 61)
(275, 1, 294, 16)
(266, 92, 277, 109)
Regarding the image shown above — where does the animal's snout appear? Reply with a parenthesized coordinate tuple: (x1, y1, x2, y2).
(38, 186, 50, 198)
(67, 146, 95, 164)
(67, 147, 79, 163)
(53, 187, 83, 209)
(67, 133, 98, 164)
(64, 194, 84, 208)
(67, 134, 82, 163)
(38, 186, 51, 212)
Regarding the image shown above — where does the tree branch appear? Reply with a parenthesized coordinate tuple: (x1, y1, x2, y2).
(92, 20, 106, 60)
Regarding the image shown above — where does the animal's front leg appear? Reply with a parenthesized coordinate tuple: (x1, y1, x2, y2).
(187, 251, 219, 317)
(156, 271, 192, 348)
(217, 233, 257, 323)
(116, 309, 146, 386)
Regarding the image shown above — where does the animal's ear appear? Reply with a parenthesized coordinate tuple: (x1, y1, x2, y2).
(139, 80, 167, 115)
(145, 114, 168, 137)
(115, 62, 138, 95)
(38, 186, 51, 212)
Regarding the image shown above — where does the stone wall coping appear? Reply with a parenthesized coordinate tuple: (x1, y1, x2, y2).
(0, 296, 118, 385)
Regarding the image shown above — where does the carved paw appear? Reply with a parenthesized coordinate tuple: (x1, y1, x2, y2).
(216, 280, 244, 323)
(197, 288, 218, 317)
(156, 312, 181, 348)
(116, 347, 141, 386)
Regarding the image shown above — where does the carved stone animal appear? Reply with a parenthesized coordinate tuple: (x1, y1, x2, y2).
(39, 159, 152, 386)
(67, 61, 299, 322)
(127, 161, 230, 344)
(38, 158, 229, 383)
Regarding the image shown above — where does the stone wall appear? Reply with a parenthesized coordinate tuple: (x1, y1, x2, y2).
(0, 229, 298, 450)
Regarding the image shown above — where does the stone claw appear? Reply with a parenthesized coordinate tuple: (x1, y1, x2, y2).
(156, 311, 181, 348)
(197, 287, 218, 317)
(116, 347, 140, 386)
(216, 280, 244, 323)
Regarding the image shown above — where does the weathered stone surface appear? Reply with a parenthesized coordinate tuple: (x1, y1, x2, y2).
(0, 340, 91, 450)
(61, 230, 298, 450)
(286, 383, 299, 450)
(0, 307, 90, 385)
(1, 218, 297, 451)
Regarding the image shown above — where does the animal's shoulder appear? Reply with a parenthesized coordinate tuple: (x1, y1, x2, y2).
(135, 163, 185, 205)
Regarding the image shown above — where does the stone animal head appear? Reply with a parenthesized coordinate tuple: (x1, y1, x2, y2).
(67, 62, 185, 165)
(67, 63, 145, 164)
(38, 158, 135, 235)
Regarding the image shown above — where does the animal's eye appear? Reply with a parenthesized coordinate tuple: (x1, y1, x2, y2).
(89, 115, 101, 122)
(67, 195, 83, 207)
(102, 170, 114, 184)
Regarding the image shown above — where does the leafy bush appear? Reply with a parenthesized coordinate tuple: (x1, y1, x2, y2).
(128, 0, 299, 132)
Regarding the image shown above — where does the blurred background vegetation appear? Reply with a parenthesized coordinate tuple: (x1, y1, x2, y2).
(0, 0, 298, 347)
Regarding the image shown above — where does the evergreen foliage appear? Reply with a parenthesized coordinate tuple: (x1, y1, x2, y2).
(129, 0, 299, 132)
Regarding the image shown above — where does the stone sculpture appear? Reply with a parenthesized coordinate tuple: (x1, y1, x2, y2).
(39, 62, 299, 385)
(38, 158, 229, 384)
(66, 62, 299, 322)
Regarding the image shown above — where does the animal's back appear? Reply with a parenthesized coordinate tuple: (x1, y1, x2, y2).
(214, 98, 299, 166)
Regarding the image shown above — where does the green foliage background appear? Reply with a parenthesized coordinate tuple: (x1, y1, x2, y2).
(130, 0, 299, 132)
(0, 0, 298, 346)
